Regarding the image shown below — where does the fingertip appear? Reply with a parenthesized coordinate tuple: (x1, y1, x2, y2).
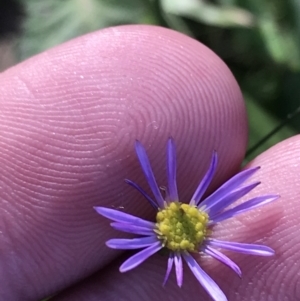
(0, 25, 247, 299)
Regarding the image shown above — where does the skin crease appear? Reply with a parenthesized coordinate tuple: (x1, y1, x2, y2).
(0, 25, 296, 301)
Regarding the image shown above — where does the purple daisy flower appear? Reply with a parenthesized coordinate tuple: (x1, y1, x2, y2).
(94, 138, 278, 301)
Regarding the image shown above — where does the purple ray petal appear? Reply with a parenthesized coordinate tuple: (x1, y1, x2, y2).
(94, 207, 155, 228)
(110, 222, 155, 235)
(135, 141, 165, 208)
(125, 179, 158, 209)
(208, 239, 275, 256)
(183, 253, 228, 301)
(120, 241, 162, 272)
(191, 151, 218, 206)
(167, 138, 179, 202)
(174, 252, 183, 287)
(200, 167, 260, 210)
(202, 182, 260, 216)
(106, 236, 158, 250)
(210, 195, 279, 224)
(163, 253, 174, 286)
(203, 245, 241, 277)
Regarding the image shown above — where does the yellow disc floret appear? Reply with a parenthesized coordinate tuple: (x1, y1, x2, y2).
(155, 202, 209, 252)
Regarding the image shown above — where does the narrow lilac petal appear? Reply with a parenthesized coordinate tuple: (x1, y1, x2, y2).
(94, 207, 155, 228)
(163, 253, 174, 286)
(202, 182, 260, 216)
(125, 179, 158, 209)
(210, 195, 279, 224)
(106, 236, 158, 250)
(135, 141, 165, 208)
(110, 222, 155, 235)
(203, 245, 241, 277)
(174, 253, 183, 287)
(167, 138, 179, 202)
(120, 241, 162, 272)
(183, 253, 228, 301)
(191, 151, 218, 206)
(200, 167, 260, 210)
(208, 239, 275, 256)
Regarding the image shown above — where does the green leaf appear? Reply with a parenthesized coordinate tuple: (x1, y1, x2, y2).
(161, 0, 255, 27)
(257, 15, 300, 70)
(18, 0, 154, 60)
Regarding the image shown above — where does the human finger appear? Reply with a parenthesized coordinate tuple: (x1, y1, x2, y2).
(0, 25, 246, 300)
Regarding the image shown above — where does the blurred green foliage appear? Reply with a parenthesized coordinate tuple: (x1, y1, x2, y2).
(17, 0, 300, 160)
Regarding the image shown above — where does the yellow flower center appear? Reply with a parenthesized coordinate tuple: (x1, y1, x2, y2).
(155, 202, 209, 252)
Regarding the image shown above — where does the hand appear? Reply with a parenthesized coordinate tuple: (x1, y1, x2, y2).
(0, 25, 295, 301)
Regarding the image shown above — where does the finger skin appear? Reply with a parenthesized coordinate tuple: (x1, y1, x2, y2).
(52, 135, 300, 301)
(0, 25, 246, 300)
